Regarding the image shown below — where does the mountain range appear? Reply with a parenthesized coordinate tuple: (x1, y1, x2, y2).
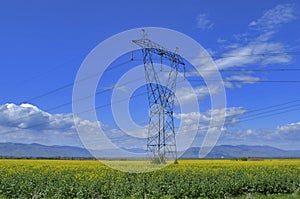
(0, 143, 91, 158)
(0, 142, 300, 159)
(182, 145, 300, 159)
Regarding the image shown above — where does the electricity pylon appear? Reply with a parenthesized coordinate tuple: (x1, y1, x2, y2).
(133, 30, 185, 164)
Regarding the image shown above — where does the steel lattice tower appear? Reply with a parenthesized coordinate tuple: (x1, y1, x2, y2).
(133, 30, 185, 164)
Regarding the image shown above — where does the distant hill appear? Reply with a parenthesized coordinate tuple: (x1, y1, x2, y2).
(182, 145, 300, 159)
(1, 143, 300, 159)
(0, 143, 92, 158)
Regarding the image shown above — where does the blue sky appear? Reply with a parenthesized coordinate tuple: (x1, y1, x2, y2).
(0, 1, 300, 152)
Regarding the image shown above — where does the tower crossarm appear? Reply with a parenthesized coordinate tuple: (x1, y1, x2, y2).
(132, 38, 185, 66)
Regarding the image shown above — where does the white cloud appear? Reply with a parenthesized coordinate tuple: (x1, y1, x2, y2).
(176, 85, 220, 104)
(0, 103, 74, 130)
(190, 3, 293, 91)
(276, 122, 300, 140)
(216, 41, 291, 69)
(0, 103, 49, 129)
(190, 27, 293, 90)
(173, 107, 246, 152)
(197, 14, 214, 30)
(176, 111, 200, 125)
(0, 103, 149, 151)
(225, 75, 261, 88)
(103, 84, 128, 92)
(249, 3, 296, 32)
(174, 107, 247, 134)
(0, 103, 96, 147)
(219, 121, 300, 150)
(216, 4, 296, 69)
(217, 38, 227, 43)
(205, 107, 247, 126)
(200, 4, 296, 89)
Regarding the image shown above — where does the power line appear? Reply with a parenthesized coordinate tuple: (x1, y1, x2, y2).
(46, 76, 146, 112)
(187, 51, 300, 60)
(15, 54, 87, 88)
(187, 68, 300, 72)
(0, 90, 148, 136)
(2, 86, 300, 136)
(3, 51, 300, 136)
(79, 91, 148, 115)
(2, 76, 146, 130)
(23, 59, 132, 103)
(132, 59, 300, 74)
(188, 79, 300, 83)
(25, 82, 74, 102)
(5, 77, 189, 134)
(241, 103, 300, 120)
(193, 103, 300, 131)
(4, 72, 300, 136)
(132, 51, 300, 61)
(1, 57, 138, 135)
(239, 106, 300, 124)
(0, 79, 186, 135)
(21, 52, 300, 104)
(246, 99, 300, 114)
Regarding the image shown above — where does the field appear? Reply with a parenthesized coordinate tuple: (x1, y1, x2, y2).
(0, 159, 299, 199)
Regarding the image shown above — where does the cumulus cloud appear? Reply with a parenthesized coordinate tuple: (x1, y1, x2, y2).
(220, 121, 300, 150)
(0, 103, 95, 147)
(0, 103, 74, 130)
(277, 122, 300, 132)
(276, 122, 300, 140)
(201, 107, 247, 128)
(0, 103, 148, 151)
(174, 107, 247, 134)
(0, 103, 51, 129)
(173, 107, 247, 155)
(197, 14, 214, 30)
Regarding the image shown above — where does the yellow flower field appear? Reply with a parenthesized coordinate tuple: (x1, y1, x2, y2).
(0, 159, 299, 198)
